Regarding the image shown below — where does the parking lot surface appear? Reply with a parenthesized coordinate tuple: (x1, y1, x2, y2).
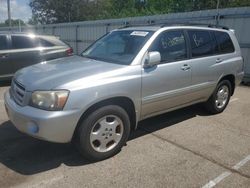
(0, 84, 250, 188)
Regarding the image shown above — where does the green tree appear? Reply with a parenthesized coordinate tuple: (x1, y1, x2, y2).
(5, 19, 25, 26)
(29, 0, 111, 24)
(29, 0, 250, 24)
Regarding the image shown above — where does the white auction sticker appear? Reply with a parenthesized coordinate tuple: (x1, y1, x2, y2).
(130, 31, 149, 37)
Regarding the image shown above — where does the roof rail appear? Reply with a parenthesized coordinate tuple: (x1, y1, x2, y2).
(159, 22, 229, 30)
(0, 31, 35, 34)
(119, 20, 157, 29)
(119, 21, 229, 30)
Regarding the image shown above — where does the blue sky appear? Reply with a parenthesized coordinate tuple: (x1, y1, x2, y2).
(0, 0, 32, 23)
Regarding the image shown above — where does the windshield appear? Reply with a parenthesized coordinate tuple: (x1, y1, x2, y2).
(82, 30, 154, 65)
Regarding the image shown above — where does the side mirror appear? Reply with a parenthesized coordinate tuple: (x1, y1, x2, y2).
(144, 51, 161, 68)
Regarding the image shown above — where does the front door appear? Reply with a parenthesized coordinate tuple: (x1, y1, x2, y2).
(0, 35, 13, 78)
(141, 30, 192, 118)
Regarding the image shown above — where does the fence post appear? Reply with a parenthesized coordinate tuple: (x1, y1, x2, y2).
(106, 23, 110, 33)
(52, 26, 55, 35)
(75, 25, 79, 54)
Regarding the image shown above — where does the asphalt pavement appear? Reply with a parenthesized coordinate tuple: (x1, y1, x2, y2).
(0, 84, 250, 188)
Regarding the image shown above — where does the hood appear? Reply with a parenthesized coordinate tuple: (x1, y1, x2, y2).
(14, 55, 126, 91)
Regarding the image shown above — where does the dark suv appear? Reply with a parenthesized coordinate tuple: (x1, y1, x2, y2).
(0, 32, 73, 81)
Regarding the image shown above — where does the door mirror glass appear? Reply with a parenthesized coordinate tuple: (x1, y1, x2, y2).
(144, 51, 161, 68)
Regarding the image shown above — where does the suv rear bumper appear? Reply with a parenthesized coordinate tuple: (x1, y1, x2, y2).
(4, 90, 80, 143)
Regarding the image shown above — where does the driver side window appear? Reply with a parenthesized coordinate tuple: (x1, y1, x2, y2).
(150, 30, 187, 63)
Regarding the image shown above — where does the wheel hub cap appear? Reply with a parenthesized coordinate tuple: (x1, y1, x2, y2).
(90, 115, 124, 153)
(215, 85, 229, 109)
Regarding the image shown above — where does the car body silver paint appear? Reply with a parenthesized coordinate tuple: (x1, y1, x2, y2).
(4, 26, 244, 143)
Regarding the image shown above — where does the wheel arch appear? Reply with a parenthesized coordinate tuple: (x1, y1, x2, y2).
(218, 74, 235, 96)
(72, 96, 137, 141)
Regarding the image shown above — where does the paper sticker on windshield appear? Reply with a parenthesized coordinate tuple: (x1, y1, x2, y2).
(130, 31, 149, 37)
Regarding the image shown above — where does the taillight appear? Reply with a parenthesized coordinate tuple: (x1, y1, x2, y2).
(66, 48, 73, 56)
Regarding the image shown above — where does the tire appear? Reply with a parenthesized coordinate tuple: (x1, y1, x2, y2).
(205, 80, 232, 114)
(75, 105, 130, 161)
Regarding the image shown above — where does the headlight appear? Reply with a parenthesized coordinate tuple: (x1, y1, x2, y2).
(30, 90, 69, 111)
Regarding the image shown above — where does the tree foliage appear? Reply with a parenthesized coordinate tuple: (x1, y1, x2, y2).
(0, 19, 25, 27)
(29, 0, 250, 24)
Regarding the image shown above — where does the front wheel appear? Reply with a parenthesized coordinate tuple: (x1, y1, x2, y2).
(205, 80, 232, 114)
(75, 105, 130, 161)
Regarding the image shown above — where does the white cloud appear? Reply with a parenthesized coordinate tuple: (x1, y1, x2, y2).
(0, 0, 32, 23)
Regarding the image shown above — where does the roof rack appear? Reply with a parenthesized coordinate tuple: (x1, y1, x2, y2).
(0, 31, 34, 34)
(119, 21, 157, 29)
(119, 21, 229, 30)
(159, 22, 229, 30)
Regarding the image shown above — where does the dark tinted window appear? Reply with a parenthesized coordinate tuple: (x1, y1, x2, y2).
(39, 38, 54, 47)
(0, 35, 8, 50)
(11, 36, 37, 49)
(188, 30, 214, 58)
(214, 31, 235, 53)
(209, 31, 220, 54)
(150, 30, 187, 62)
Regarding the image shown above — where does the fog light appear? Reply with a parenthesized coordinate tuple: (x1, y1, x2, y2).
(27, 122, 39, 134)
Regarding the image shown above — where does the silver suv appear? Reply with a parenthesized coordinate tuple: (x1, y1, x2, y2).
(4, 24, 244, 161)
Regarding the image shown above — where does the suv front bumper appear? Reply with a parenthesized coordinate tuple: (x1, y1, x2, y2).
(4, 90, 80, 143)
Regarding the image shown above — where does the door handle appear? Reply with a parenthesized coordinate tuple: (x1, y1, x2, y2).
(216, 58, 223, 63)
(0, 54, 9, 59)
(181, 64, 191, 71)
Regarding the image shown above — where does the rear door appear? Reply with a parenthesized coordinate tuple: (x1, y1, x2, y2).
(186, 29, 221, 100)
(0, 34, 13, 78)
(8, 35, 41, 73)
(141, 29, 192, 118)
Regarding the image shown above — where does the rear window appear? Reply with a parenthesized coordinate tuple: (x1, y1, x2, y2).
(214, 31, 235, 54)
(11, 36, 37, 49)
(188, 30, 214, 58)
(41, 37, 67, 47)
(0, 35, 8, 50)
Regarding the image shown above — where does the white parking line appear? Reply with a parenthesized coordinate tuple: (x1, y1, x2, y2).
(233, 155, 250, 170)
(202, 171, 232, 188)
(202, 155, 250, 188)
(229, 98, 239, 103)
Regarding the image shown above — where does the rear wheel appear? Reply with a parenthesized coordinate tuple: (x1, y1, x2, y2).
(75, 105, 130, 161)
(205, 80, 232, 114)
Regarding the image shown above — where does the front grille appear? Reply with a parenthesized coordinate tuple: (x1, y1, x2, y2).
(11, 80, 26, 106)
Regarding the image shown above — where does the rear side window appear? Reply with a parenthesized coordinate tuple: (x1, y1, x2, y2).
(214, 31, 235, 53)
(39, 38, 54, 47)
(43, 37, 67, 47)
(0, 35, 8, 50)
(188, 30, 214, 58)
(150, 30, 187, 63)
(11, 36, 37, 49)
